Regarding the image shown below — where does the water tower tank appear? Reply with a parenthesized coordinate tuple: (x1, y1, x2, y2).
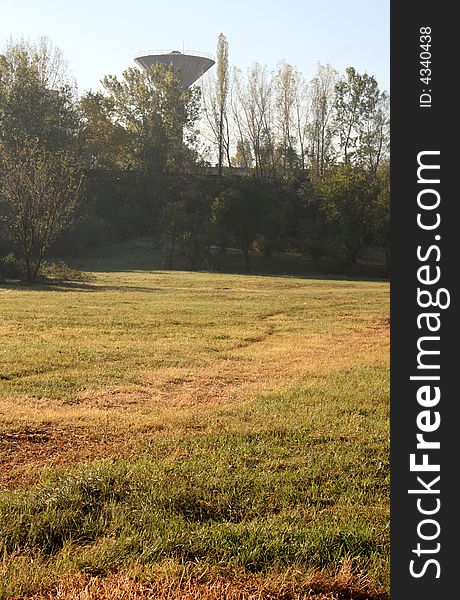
(134, 50, 215, 87)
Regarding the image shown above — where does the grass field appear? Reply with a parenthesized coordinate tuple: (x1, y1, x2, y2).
(0, 244, 390, 599)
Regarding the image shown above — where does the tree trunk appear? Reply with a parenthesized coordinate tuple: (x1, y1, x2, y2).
(218, 111, 224, 176)
(345, 244, 359, 265)
(168, 238, 176, 269)
(225, 115, 232, 170)
(243, 248, 251, 273)
(32, 259, 42, 282)
(384, 239, 390, 274)
(24, 252, 33, 282)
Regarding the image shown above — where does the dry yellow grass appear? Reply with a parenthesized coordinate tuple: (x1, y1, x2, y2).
(10, 561, 386, 600)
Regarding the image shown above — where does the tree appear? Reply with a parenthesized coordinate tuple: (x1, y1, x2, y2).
(232, 64, 275, 182)
(232, 138, 253, 168)
(100, 64, 200, 174)
(212, 183, 265, 272)
(0, 38, 79, 153)
(370, 160, 390, 272)
(202, 34, 231, 174)
(357, 90, 389, 178)
(0, 141, 83, 281)
(78, 91, 130, 169)
(293, 69, 310, 171)
(318, 164, 376, 265)
(253, 184, 287, 257)
(308, 63, 337, 177)
(159, 199, 188, 267)
(216, 34, 230, 175)
(333, 67, 384, 169)
(274, 62, 299, 175)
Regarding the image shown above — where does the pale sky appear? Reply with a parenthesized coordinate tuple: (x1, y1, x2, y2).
(1, 0, 389, 93)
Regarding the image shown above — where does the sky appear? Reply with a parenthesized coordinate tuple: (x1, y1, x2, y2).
(1, 0, 389, 94)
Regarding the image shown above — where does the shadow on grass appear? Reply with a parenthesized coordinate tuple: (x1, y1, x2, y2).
(66, 242, 388, 283)
(0, 280, 165, 293)
(1, 242, 388, 292)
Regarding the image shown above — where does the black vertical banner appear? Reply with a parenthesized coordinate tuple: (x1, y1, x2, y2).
(391, 2, 458, 599)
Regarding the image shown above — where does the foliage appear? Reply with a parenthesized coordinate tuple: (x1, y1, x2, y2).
(159, 200, 188, 266)
(0, 252, 25, 280)
(333, 67, 389, 174)
(0, 36, 391, 279)
(98, 64, 200, 173)
(212, 184, 264, 272)
(78, 92, 130, 170)
(318, 164, 378, 264)
(0, 37, 79, 153)
(308, 63, 338, 176)
(39, 260, 88, 281)
(370, 161, 390, 272)
(216, 33, 230, 174)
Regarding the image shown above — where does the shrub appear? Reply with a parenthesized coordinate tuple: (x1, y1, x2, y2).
(0, 253, 25, 280)
(39, 261, 88, 281)
(52, 213, 113, 257)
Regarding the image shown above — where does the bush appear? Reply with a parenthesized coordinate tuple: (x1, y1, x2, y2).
(39, 261, 88, 281)
(305, 238, 339, 263)
(52, 214, 113, 257)
(0, 253, 25, 280)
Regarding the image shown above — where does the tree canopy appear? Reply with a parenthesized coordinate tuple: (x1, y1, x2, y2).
(0, 36, 390, 281)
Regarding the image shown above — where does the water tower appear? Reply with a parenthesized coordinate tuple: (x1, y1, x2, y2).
(134, 50, 215, 87)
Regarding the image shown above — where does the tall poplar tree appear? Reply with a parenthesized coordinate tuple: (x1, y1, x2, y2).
(216, 33, 229, 175)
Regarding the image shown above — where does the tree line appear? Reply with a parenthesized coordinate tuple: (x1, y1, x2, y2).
(0, 36, 389, 282)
